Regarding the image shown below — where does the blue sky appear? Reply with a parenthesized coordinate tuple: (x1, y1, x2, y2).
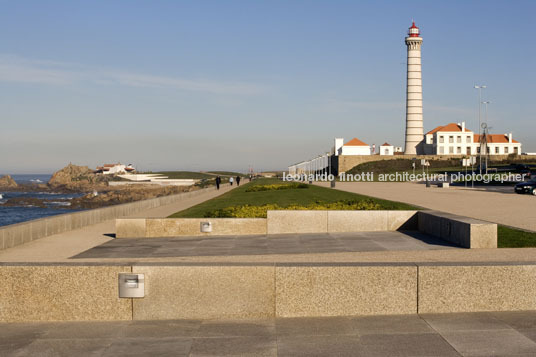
(1, 0, 534, 173)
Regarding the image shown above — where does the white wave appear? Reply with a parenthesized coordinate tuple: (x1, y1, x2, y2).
(48, 201, 71, 206)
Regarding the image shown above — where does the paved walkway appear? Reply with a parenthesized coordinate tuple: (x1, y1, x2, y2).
(0, 185, 235, 262)
(2, 311, 536, 356)
(73, 231, 458, 259)
(317, 181, 536, 231)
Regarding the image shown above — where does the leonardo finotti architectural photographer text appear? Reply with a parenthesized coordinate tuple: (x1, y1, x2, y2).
(283, 172, 527, 183)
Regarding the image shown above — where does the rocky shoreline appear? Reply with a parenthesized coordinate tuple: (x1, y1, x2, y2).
(0, 164, 201, 210)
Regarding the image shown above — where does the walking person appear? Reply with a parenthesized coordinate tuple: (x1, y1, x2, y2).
(236, 175, 241, 186)
(229, 176, 234, 186)
(215, 176, 221, 190)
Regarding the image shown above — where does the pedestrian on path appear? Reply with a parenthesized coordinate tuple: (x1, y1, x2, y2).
(236, 176, 241, 186)
(215, 176, 221, 190)
(229, 177, 234, 186)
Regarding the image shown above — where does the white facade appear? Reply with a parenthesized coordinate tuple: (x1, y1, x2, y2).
(423, 122, 522, 156)
(480, 134, 522, 155)
(404, 22, 424, 155)
(380, 144, 394, 156)
(116, 174, 196, 186)
(102, 164, 126, 175)
(288, 153, 331, 175)
(340, 145, 370, 156)
(334, 138, 344, 156)
(337, 138, 371, 156)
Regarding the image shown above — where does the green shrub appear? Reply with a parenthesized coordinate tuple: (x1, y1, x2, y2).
(245, 182, 308, 192)
(204, 199, 381, 218)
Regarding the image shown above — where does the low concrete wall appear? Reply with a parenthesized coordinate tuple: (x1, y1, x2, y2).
(116, 218, 267, 238)
(337, 154, 516, 173)
(116, 210, 498, 249)
(267, 210, 418, 234)
(0, 265, 132, 322)
(0, 186, 220, 251)
(418, 263, 536, 313)
(418, 211, 497, 248)
(267, 211, 327, 235)
(132, 265, 275, 320)
(3, 262, 536, 322)
(275, 263, 417, 317)
(117, 211, 419, 237)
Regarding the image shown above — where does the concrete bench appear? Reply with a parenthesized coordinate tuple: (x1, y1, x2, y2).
(418, 211, 497, 248)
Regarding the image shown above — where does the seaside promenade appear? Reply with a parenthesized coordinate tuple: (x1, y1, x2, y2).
(0, 184, 235, 262)
(2, 181, 536, 356)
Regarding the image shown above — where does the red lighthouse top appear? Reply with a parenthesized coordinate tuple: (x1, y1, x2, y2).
(408, 21, 420, 37)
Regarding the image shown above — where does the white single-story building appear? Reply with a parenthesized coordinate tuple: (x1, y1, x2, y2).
(335, 137, 371, 156)
(380, 142, 394, 156)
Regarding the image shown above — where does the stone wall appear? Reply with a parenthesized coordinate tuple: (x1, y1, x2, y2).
(116, 210, 495, 249)
(337, 154, 514, 173)
(2, 261, 536, 322)
(0, 186, 220, 251)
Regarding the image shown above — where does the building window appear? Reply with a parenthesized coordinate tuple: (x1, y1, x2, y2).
(477, 147, 481, 154)
(449, 136, 454, 144)
(384, 149, 389, 155)
(449, 146, 454, 154)
(505, 147, 509, 154)
(439, 136, 444, 143)
(439, 147, 444, 154)
(515, 147, 519, 154)
(457, 147, 461, 154)
(457, 136, 461, 143)
(495, 147, 499, 154)
(467, 136, 471, 142)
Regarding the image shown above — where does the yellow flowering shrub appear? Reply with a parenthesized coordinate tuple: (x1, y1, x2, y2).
(245, 183, 309, 192)
(204, 200, 381, 218)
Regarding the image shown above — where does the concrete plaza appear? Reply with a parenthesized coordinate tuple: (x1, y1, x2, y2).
(73, 231, 458, 259)
(3, 311, 536, 356)
(316, 181, 536, 231)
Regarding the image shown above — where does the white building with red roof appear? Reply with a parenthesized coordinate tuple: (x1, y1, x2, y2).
(423, 122, 521, 156)
(335, 137, 371, 156)
(380, 143, 394, 156)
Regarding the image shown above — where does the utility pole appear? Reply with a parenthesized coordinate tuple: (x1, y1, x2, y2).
(474, 85, 487, 173)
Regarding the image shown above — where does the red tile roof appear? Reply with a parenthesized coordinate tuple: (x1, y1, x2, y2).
(474, 134, 519, 144)
(344, 138, 369, 146)
(426, 123, 472, 135)
(381, 142, 392, 146)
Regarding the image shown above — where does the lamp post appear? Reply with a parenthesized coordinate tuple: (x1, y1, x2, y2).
(482, 101, 491, 174)
(474, 85, 487, 173)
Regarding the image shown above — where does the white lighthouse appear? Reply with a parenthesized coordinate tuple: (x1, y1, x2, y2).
(404, 21, 424, 155)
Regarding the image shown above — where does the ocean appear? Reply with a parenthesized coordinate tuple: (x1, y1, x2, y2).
(0, 174, 85, 227)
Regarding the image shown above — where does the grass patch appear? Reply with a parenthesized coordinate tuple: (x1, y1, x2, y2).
(498, 225, 536, 248)
(169, 178, 418, 218)
(346, 158, 463, 175)
(346, 158, 536, 179)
